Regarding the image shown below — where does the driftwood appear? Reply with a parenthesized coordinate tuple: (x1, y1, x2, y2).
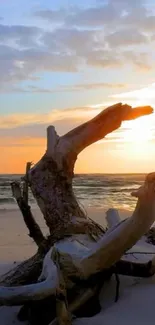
(11, 181, 45, 247)
(0, 102, 155, 325)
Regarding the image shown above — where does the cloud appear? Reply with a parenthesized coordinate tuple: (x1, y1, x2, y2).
(0, 0, 155, 91)
(1, 102, 155, 152)
(0, 106, 103, 129)
(0, 24, 41, 47)
(6, 82, 126, 94)
(66, 5, 119, 28)
(120, 8, 155, 32)
(34, 4, 119, 27)
(122, 51, 151, 71)
(33, 0, 154, 33)
(34, 1, 146, 29)
(0, 31, 151, 92)
(43, 28, 96, 55)
(106, 29, 147, 47)
(0, 45, 81, 91)
(33, 8, 69, 24)
(112, 83, 155, 100)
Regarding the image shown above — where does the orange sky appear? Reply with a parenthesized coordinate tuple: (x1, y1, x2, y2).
(1, 95, 155, 174)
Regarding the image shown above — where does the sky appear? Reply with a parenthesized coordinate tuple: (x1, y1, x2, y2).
(1, 0, 155, 173)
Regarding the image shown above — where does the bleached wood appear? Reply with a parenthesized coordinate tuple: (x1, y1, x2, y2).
(106, 209, 121, 229)
(78, 173, 155, 278)
(1, 171, 155, 305)
(53, 248, 72, 325)
(54, 174, 155, 279)
(28, 103, 153, 235)
(46, 126, 59, 156)
(0, 103, 154, 311)
(0, 248, 58, 305)
(49, 285, 100, 325)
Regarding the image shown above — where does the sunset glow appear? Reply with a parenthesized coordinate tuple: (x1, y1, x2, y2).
(123, 116, 154, 144)
(1, 0, 155, 174)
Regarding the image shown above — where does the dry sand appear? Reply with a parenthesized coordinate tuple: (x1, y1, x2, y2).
(0, 207, 130, 262)
(0, 207, 155, 325)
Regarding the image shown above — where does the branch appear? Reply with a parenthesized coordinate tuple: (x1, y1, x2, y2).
(57, 173, 155, 279)
(0, 252, 42, 286)
(49, 285, 101, 325)
(116, 259, 155, 277)
(53, 248, 72, 325)
(58, 103, 153, 155)
(0, 248, 57, 306)
(11, 181, 45, 246)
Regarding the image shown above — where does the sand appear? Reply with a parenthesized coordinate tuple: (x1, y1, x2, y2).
(0, 207, 155, 325)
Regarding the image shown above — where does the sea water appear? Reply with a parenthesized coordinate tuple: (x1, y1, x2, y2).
(0, 173, 145, 211)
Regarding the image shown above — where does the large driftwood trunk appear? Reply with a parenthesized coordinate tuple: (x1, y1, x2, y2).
(0, 103, 155, 325)
(28, 103, 152, 236)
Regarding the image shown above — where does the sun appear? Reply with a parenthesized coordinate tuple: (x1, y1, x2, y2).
(120, 114, 154, 158)
(122, 115, 154, 144)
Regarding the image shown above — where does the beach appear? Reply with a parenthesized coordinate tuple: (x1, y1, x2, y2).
(0, 206, 130, 263)
(0, 206, 155, 325)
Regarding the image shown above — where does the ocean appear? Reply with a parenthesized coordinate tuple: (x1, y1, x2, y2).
(0, 174, 146, 211)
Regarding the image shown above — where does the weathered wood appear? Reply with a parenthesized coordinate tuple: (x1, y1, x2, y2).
(1, 174, 155, 306)
(28, 104, 153, 235)
(61, 104, 153, 156)
(146, 227, 155, 245)
(106, 208, 121, 229)
(56, 175, 155, 280)
(105, 207, 155, 278)
(0, 252, 43, 286)
(53, 249, 72, 325)
(49, 285, 102, 325)
(0, 102, 154, 311)
(0, 248, 57, 305)
(11, 181, 45, 246)
(116, 259, 155, 277)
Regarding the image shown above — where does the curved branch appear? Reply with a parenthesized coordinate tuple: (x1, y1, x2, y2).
(56, 173, 155, 280)
(58, 103, 153, 156)
(79, 173, 155, 277)
(0, 248, 57, 306)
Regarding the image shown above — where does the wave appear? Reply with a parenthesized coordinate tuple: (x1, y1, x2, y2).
(0, 173, 144, 210)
